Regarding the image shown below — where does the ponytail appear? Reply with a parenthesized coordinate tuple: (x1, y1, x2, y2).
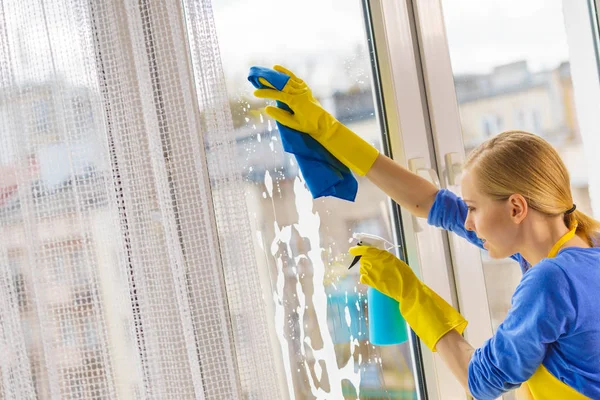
(566, 210, 600, 246)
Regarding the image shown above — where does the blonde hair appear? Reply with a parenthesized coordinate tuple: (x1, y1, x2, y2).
(464, 130, 600, 246)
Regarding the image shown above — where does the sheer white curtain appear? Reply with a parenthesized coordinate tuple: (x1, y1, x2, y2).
(0, 0, 279, 399)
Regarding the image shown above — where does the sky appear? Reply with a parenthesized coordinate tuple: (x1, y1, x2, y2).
(212, 0, 571, 95)
(5, 0, 571, 95)
(441, 0, 570, 73)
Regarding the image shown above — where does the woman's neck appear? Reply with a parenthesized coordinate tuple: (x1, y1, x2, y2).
(518, 215, 589, 265)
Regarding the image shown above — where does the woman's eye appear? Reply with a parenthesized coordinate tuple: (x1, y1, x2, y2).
(468, 207, 476, 212)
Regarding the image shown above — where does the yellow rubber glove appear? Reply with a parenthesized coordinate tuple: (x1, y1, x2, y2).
(350, 245, 468, 352)
(253, 65, 379, 176)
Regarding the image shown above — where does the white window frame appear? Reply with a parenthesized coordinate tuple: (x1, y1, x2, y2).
(368, 0, 471, 398)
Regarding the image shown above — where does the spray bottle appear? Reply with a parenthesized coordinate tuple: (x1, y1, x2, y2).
(349, 233, 408, 346)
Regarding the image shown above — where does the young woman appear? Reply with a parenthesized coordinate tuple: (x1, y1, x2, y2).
(254, 65, 600, 399)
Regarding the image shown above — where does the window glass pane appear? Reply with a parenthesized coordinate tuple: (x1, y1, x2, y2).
(441, 0, 594, 337)
(213, 1, 419, 398)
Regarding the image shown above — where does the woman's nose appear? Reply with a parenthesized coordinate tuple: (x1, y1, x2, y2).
(464, 215, 475, 232)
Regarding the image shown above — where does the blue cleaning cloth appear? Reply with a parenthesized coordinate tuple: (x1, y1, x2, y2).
(248, 66, 358, 202)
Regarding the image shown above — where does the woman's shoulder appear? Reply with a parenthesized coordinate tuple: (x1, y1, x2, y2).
(551, 246, 600, 271)
(521, 247, 600, 297)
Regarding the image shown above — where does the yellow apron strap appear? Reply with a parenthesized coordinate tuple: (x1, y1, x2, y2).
(523, 223, 590, 399)
(547, 224, 577, 258)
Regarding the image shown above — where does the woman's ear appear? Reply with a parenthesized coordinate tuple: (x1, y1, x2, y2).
(508, 194, 528, 223)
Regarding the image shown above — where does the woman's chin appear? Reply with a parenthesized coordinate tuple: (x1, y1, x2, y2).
(487, 247, 511, 260)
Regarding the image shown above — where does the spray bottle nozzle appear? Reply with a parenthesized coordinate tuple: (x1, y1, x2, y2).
(347, 233, 389, 270)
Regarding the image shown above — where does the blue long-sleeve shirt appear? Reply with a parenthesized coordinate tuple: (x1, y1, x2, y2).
(428, 189, 600, 399)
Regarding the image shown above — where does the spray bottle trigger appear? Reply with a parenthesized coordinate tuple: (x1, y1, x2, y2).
(348, 242, 363, 269)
